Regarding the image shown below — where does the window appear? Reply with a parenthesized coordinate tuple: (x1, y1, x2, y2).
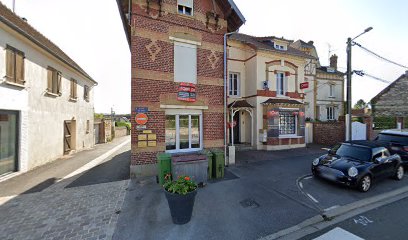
(46, 67, 62, 96)
(84, 85, 90, 101)
(165, 114, 202, 152)
(274, 44, 285, 50)
(329, 84, 335, 98)
(70, 79, 78, 100)
(177, 0, 193, 16)
(86, 120, 90, 134)
(327, 106, 335, 120)
(228, 73, 240, 97)
(276, 72, 286, 96)
(5, 45, 25, 85)
(174, 41, 197, 84)
(279, 111, 297, 136)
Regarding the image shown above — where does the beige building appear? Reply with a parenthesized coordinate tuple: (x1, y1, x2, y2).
(227, 34, 344, 151)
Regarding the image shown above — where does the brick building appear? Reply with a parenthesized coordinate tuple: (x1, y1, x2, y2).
(116, 0, 245, 177)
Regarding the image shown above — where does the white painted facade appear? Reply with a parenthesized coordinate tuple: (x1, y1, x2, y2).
(0, 21, 96, 173)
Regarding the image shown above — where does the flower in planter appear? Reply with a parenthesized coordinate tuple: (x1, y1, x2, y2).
(163, 174, 197, 195)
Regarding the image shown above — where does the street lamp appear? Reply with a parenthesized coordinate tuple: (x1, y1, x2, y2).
(346, 27, 373, 141)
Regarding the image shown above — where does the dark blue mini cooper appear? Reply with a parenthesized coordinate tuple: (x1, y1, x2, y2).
(312, 141, 404, 192)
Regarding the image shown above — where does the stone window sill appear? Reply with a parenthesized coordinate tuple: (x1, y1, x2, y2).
(69, 97, 78, 102)
(45, 91, 60, 97)
(4, 80, 25, 89)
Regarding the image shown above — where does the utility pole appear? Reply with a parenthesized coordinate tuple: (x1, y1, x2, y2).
(12, 0, 16, 12)
(346, 37, 352, 141)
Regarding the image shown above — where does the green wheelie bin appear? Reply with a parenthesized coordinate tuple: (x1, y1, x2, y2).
(211, 149, 225, 179)
(157, 153, 172, 185)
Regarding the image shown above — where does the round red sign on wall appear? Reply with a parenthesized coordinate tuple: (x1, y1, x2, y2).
(135, 113, 148, 125)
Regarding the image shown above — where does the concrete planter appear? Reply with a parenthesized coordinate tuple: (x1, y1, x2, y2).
(164, 189, 197, 225)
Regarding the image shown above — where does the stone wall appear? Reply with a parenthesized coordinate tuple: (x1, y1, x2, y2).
(115, 126, 129, 138)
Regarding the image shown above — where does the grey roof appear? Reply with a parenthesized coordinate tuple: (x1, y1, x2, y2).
(229, 33, 317, 60)
(316, 66, 345, 75)
(262, 98, 303, 105)
(371, 73, 407, 104)
(227, 0, 246, 26)
(0, 2, 96, 84)
(228, 100, 254, 108)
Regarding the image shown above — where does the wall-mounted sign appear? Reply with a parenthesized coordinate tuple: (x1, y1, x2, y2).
(300, 82, 309, 90)
(135, 113, 148, 125)
(136, 107, 148, 113)
(177, 82, 196, 102)
(136, 125, 147, 130)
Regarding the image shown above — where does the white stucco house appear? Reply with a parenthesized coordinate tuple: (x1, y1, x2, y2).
(0, 3, 97, 177)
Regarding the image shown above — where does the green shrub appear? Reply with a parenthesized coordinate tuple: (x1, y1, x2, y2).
(115, 121, 131, 130)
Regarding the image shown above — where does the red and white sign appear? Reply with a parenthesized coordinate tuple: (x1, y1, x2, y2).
(135, 113, 148, 125)
(177, 82, 197, 102)
(300, 82, 309, 89)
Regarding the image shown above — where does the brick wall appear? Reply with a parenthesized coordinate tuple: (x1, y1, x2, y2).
(313, 121, 345, 146)
(130, 0, 227, 176)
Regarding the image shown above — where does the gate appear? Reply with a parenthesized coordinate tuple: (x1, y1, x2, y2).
(352, 122, 367, 140)
(64, 121, 72, 154)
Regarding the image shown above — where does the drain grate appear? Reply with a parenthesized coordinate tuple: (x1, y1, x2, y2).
(240, 198, 260, 208)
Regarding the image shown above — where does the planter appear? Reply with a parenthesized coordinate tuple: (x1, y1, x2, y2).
(164, 189, 197, 225)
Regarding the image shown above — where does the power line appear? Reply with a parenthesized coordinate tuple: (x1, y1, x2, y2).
(353, 70, 391, 84)
(353, 41, 408, 69)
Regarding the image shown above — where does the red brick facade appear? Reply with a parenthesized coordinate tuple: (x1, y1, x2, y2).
(313, 121, 345, 146)
(127, 0, 238, 177)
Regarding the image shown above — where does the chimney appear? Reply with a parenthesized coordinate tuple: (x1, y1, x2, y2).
(308, 41, 314, 45)
(330, 54, 338, 70)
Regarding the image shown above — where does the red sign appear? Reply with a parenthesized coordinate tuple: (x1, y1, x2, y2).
(135, 113, 148, 125)
(177, 82, 197, 102)
(300, 82, 309, 89)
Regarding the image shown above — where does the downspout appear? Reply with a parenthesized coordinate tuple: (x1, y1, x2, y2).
(224, 32, 236, 166)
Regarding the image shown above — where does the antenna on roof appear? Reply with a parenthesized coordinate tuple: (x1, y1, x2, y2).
(327, 43, 337, 65)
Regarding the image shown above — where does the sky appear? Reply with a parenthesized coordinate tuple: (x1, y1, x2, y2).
(1, 0, 407, 113)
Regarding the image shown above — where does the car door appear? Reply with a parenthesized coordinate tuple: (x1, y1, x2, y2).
(370, 148, 391, 179)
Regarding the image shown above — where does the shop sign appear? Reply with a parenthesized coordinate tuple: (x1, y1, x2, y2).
(300, 82, 309, 89)
(136, 125, 147, 130)
(177, 82, 196, 102)
(136, 113, 148, 125)
(136, 107, 148, 113)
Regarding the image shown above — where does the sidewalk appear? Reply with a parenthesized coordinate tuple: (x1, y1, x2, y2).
(0, 136, 130, 240)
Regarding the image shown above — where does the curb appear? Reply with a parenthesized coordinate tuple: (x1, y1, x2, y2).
(259, 184, 408, 240)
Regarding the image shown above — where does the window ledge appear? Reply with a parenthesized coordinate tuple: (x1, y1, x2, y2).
(279, 135, 302, 139)
(69, 97, 78, 102)
(45, 91, 60, 97)
(4, 80, 25, 89)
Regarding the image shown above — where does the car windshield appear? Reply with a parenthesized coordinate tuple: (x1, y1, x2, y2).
(377, 134, 408, 145)
(334, 144, 372, 162)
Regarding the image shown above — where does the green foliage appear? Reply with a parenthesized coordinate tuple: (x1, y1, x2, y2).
(374, 116, 396, 130)
(163, 174, 197, 195)
(354, 99, 367, 110)
(115, 121, 131, 130)
(94, 113, 104, 119)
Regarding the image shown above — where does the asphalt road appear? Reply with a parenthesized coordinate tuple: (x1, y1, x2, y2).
(301, 196, 408, 240)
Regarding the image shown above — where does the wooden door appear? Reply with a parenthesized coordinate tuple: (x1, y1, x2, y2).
(64, 121, 72, 155)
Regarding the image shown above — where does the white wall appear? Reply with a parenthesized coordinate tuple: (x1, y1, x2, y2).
(0, 24, 95, 171)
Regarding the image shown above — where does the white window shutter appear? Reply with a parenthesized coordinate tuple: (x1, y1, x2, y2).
(178, 0, 193, 8)
(174, 42, 197, 84)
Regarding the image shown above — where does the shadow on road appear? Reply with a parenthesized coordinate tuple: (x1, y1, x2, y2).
(66, 150, 131, 188)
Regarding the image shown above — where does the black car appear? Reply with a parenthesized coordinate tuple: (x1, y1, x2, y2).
(312, 141, 404, 192)
(374, 130, 408, 165)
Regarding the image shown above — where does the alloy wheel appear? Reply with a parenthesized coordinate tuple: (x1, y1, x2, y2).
(397, 166, 404, 180)
(361, 175, 371, 192)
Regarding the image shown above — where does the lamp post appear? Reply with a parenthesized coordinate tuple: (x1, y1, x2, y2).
(346, 27, 373, 141)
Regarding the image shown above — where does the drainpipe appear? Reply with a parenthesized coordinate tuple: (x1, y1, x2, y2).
(224, 32, 236, 166)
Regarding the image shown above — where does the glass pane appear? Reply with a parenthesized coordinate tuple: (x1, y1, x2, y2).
(229, 74, 233, 95)
(0, 113, 17, 175)
(179, 115, 190, 149)
(234, 74, 238, 95)
(191, 115, 200, 148)
(279, 111, 296, 135)
(165, 115, 176, 150)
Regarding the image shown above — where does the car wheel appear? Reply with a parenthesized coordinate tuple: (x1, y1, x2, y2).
(394, 165, 404, 180)
(358, 175, 372, 192)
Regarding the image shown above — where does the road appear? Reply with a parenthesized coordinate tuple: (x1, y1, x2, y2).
(301, 196, 408, 240)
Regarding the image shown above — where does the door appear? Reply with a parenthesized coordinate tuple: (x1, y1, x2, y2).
(0, 111, 18, 176)
(94, 124, 100, 144)
(64, 121, 72, 155)
(230, 112, 240, 144)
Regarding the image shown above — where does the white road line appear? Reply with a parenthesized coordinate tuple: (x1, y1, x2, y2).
(304, 176, 313, 180)
(307, 193, 319, 203)
(313, 227, 364, 240)
(0, 195, 17, 206)
(299, 182, 303, 189)
(324, 205, 340, 212)
(60, 138, 130, 181)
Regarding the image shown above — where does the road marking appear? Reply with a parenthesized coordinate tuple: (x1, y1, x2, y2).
(61, 138, 131, 181)
(299, 182, 303, 189)
(307, 193, 319, 203)
(354, 215, 374, 226)
(0, 195, 17, 206)
(313, 227, 364, 240)
(304, 176, 313, 180)
(324, 205, 340, 212)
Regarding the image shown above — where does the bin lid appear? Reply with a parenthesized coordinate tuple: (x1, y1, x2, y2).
(172, 154, 207, 163)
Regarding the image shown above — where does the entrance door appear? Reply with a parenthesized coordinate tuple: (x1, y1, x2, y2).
(230, 112, 240, 144)
(0, 111, 18, 176)
(64, 121, 72, 155)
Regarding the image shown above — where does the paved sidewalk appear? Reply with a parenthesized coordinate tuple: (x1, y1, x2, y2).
(0, 136, 131, 240)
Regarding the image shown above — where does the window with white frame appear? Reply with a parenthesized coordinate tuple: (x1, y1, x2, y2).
(174, 41, 197, 84)
(276, 72, 286, 96)
(329, 84, 335, 98)
(228, 72, 240, 97)
(327, 106, 335, 120)
(165, 113, 202, 152)
(279, 110, 297, 135)
(274, 44, 285, 50)
(177, 0, 193, 16)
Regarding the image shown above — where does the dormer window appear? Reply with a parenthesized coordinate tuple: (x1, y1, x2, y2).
(275, 44, 285, 50)
(178, 0, 193, 16)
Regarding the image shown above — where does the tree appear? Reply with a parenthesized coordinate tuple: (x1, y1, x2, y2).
(354, 99, 367, 109)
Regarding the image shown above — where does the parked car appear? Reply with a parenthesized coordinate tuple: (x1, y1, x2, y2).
(312, 141, 404, 192)
(374, 130, 408, 165)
